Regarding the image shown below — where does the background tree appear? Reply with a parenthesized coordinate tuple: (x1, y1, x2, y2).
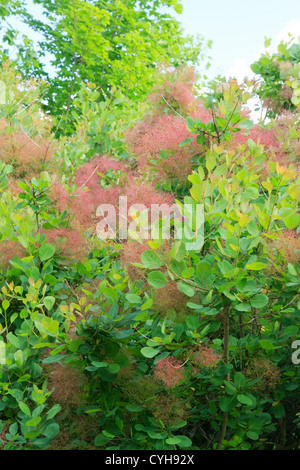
(15, 0, 210, 134)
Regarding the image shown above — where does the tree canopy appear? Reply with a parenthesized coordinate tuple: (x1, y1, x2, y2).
(6, 0, 210, 133)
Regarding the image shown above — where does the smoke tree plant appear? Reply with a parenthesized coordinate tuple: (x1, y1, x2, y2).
(139, 122, 300, 449)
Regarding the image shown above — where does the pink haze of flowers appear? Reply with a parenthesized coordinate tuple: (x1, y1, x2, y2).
(192, 345, 222, 369)
(41, 228, 88, 261)
(233, 125, 281, 149)
(68, 153, 175, 231)
(0, 118, 54, 175)
(154, 356, 185, 389)
(74, 155, 127, 191)
(148, 66, 198, 113)
(15, 66, 296, 268)
(274, 230, 300, 265)
(125, 66, 212, 183)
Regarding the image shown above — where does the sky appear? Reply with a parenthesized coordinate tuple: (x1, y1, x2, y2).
(176, 0, 300, 82)
(7, 0, 300, 84)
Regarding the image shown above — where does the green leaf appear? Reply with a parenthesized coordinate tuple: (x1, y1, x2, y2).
(46, 404, 61, 420)
(224, 381, 237, 396)
(186, 315, 200, 330)
(141, 250, 163, 269)
(219, 395, 237, 412)
(273, 403, 285, 419)
(148, 430, 167, 439)
(115, 329, 134, 339)
(177, 281, 195, 297)
(17, 374, 31, 382)
(10, 312, 18, 324)
(42, 354, 64, 364)
(190, 184, 202, 202)
(169, 240, 186, 262)
(179, 137, 195, 147)
(291, 95, 300, 106)
(147, 271, 168, 289)
(126, 404, 144, 412)
(9, 422, 18, 436)
(17, 181, 30, 192)
(18, 401, 31, 417)
(283, 325, 298, 338)
(38, 243, 56, 262)
(43, 296, 55, 311)
(259, 339, 274, 350)
(0, 80, 6, 105)
(94, 432, 113, 446)
(25, 416, 42, 427)
(108, 363, 120, 374)
(125, 293, 141, 304)
(176, 435, 192, 447)
(141, 298, 153, 311)
(246, 262, 267, 271)
(14, 350, 23, 368)
(168, 420, 187, 431)
(206, 149, 216, 172)
(181, 267, 194, 279)
(196, 262, 211, 282)
(247, 430, 259, 440)
(250, 294, 268, 309)
(165, 436, 181, 445)
(85, 408, 101, 414)
(68, 339, 83, 352)
(288, 263, 297, 277)
(186, 302, 202, 311)
(234, 372, 247, 388)
(7, 332, 20, 348)
(238, 119, 254, 130)
(91, 361, 108, 368)
(31, 386, 46, 405)
(141, 347, 159, 358)
(284, 213, 300, 230)
(218, 260, 235, 275)
(24, 430, 41, 439)
(2, 299, 10, 310)
(237, 394, 253, 406)
(186, 116, 195, 132)
(115, 417, 123, 432)
(235, 302, 251, 312)
(43, 423, 59, 439)
(34, 317, 59, 337)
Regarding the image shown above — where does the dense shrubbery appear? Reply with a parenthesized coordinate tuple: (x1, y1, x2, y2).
(0, 3, 299, 450)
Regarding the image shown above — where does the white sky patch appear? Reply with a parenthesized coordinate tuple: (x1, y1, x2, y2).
(255, 18, 300, 58)
(224, 19, 300, 83)
(275, 19, 300, 44)
(224, 18, 300, 83)
(225, 57, 254, 82)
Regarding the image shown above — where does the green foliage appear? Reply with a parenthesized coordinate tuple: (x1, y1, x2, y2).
(55, 82, 143, 173)
(183, 80, 254, 145)
(16, 0, 209, 134)
(251, 36, 300, 117)
(0, 18, 299, 451)
(137, 127, 300, 448)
